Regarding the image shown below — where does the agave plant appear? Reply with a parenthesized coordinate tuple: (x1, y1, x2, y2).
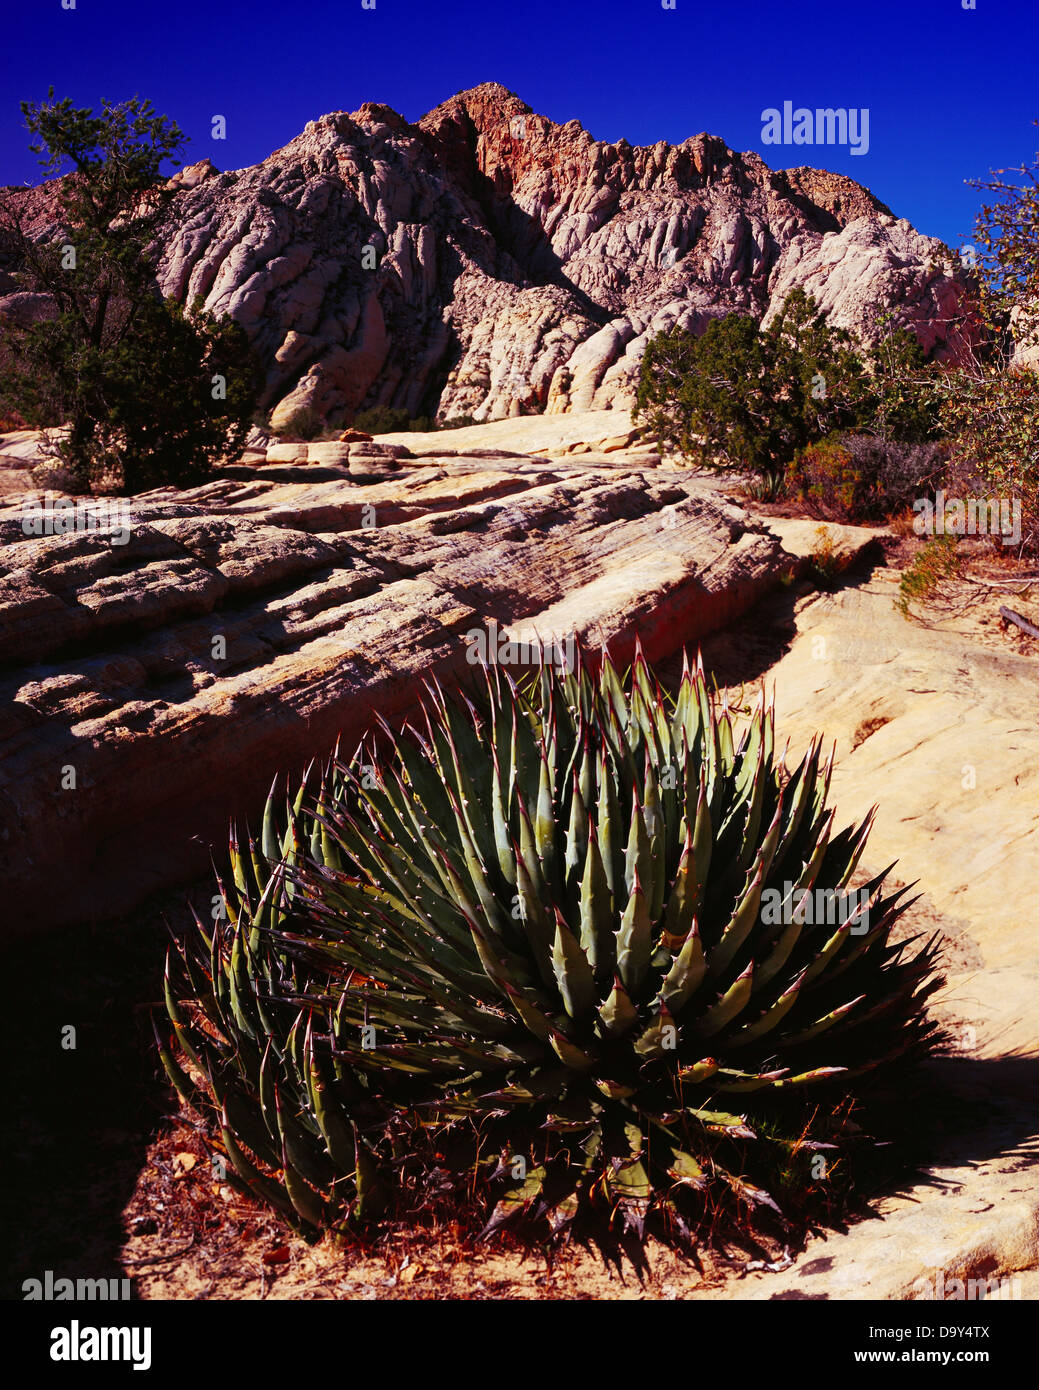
(158, 640, 943, 1246)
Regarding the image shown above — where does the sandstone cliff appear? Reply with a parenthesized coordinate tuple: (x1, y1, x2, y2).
(0, 83, 980, 428)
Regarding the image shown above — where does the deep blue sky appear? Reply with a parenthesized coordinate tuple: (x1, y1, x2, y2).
(2, 0, 1036, 249)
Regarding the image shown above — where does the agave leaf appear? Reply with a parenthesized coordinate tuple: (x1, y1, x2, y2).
(712, 1066, 791, 1092)
(578, 817, 615, 979)
(778, 994, 866, 1047)
(219, 1106, 304, 1229)
(769, 1066, 849, 1089)
(153, 1017, 201, 1109)
(690, 1109, 757, 1138)
(546, 1190, 581, 1234)
(693, 960, 754, 1037)
(726, 969, 807, 1049)
(667, 1148, 707, 1188)
(391, 721, 455, 830)
(707, 859, 764, 981)
(305, 1023, 356, 1172)
(512, 822, 555, 991)
(228, 823, 250, 905)
(163, 954, 205, 1074)
(608, 1159, 651, 1237)
(597, 974, 639, 1038)
(598, 653, 628, 730)
(548, 1026, 595, 1071)
(210, 1069, 281, 1169)
(275, 1086, 337, 1192)
(716, 701, 735, 773)
(595, 1077, 637, 1099)
(623, 784, 652, 899)
(509, 686, 542, 820)
(596, 747, 622, 901)
(534, 743, 558, 891)
(770, 737, 820, 871)
(641, 754, 667, 922)
(260, 775, 282, 867)
(661, 824, 697, 950)
(481, 1163, 547, 1237)
(563, 769, 589, 891)
(489, 740, 517, 888)
(227, 921, 260, 1045)
(446, 785, 511, 938)
(551, 909, 597, 1018)
(690, 770, 713, 905)
(501, 980, 557, 1044)
(799, 918, 854, 988)
(735, 741, 767, 875)
(350, 1121, 386, 1220)
(615, 869, 652, 996)
(281, 1146, 329, 1230)
(633, 1003, 677, 1059)
(657, 921, 706, 1014)
(258, 1040, 282, 1145)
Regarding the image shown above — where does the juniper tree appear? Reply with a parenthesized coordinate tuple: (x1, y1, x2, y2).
(0, 92, 259, 493)
(634, 289, 867, 480)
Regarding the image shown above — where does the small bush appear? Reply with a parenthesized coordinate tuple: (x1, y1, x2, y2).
(280, 406, 326, 442)
(897, 534, 962, 616)
(807, 525, 847, 589)
(786, 433, 947, 523)
(353, 406, 477, 435)
(740, 471, 785, 503)
(159, 643, 944, 1252)
(354, 405, 413, 435)
(29, 460, 79, 492)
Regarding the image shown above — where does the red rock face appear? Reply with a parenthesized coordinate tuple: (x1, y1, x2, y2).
(1, 82, 981, 427)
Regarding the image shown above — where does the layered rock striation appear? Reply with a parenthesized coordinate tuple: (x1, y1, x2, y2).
(0, 450, 797, 933)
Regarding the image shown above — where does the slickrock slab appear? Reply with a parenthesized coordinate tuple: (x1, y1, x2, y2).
(693, 569, 1039, 1299)
(0, 463, 794, 935)
(382, 408, 639, 457)
(0, 430, 46, 468)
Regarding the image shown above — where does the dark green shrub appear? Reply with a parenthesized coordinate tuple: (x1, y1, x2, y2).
(0, 93, 260, 494)
(354, 405, 413, 435)
(634, 290, 868, 479)
(279, 406, 326, 442)
(436, 414, 478, 430)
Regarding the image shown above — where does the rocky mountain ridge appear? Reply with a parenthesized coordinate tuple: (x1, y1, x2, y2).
(1, 82, 981, 426)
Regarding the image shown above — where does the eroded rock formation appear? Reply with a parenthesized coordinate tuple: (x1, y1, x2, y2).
(1, 83, 980, 428)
